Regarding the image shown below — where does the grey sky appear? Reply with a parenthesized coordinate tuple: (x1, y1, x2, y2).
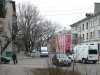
(14, 0, 100, 29)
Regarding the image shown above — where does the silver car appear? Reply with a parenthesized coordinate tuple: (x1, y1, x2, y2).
(52, 54, 72, 66)
(68, 54, 74, 62)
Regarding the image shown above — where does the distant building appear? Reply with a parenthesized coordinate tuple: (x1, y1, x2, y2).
(70, 3, 100, 53)
(0, 0, 17, 56)
(49, 29, 72, 53)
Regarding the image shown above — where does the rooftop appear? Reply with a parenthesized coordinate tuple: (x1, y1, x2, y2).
(70, 3, 100, 27)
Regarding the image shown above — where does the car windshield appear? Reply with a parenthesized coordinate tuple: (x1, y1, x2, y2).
(33, 49, 36, 51)
(41, 50, 48, 52)
(57, 54, 67, 58)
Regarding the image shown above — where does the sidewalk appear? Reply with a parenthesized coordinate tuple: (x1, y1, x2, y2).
(0, 64, 32, 75)
(0, 52, 33, 75)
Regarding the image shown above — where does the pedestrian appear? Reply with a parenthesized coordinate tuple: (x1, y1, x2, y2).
(12, 53, 18, 64)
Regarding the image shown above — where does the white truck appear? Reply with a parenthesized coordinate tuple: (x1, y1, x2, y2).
(73, 44, 99, 63)
(40, 47, 48, 57)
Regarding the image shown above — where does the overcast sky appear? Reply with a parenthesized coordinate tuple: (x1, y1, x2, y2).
(14, 0, 100, 29)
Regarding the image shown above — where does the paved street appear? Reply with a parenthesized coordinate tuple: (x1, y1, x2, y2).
(73, 62, 100, 75)
(49, 54, 100, 75)
(62, 61, 100, 75)
(0, 64, 32, 75)
(0, 54, 49, 75)
(0, 0, 100, 75)
(0, 53, 100, 75)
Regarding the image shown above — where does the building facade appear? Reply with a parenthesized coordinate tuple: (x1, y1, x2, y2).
(49, 30, 72, 53)
(71, 3, 100, 52)
(0, 0, 17, 56)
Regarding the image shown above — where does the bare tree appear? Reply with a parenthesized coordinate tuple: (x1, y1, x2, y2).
(40, 21, 57, 46)
(1, 16, 18, 55)
(17, 4, 58, 55)
(0, 2, 58, 57)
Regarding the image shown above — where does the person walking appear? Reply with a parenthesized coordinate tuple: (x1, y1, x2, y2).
(12, 53, 18, 64)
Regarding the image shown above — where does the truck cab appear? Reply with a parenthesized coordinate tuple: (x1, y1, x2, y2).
(73, 44, 99, 64)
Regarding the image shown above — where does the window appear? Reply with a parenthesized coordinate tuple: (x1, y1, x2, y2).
(90, 20, 93, 27)
(93, 31, 95, 38)
(83, 34, 84, 40)
(90, 32, 92, 38)
(88, 49, 97, 54)
(89, 32, 93, 39)
(82, 24, 84, 30)
(86, 33, 88, 40)
(75, 27, 77, 31)
(91, 19, 93, 27)
(86, 22, 88, 29)
(98, 30, 100, 37)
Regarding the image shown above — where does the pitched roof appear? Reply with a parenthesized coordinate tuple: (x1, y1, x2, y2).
(70, 12, 100, 27)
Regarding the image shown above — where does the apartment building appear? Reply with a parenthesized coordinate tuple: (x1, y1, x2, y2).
(0, 0, 17, 56)
(48, 29, 72, 53)
(71, 3, 100, 52)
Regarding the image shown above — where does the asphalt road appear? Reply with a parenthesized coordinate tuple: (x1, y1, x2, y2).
(62, 61, 100, 75)
(49, 54, 100, 75)
(0, 53, 100, 75)
(18, 55, 100, 75)
(0, 57, 49, 75)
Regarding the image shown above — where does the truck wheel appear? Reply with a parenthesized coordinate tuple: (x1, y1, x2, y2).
(82, 59, 86, 64)
(93, 61, 97, 64)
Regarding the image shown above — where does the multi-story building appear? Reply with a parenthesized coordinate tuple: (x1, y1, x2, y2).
(0, 0, 17, 56)
(71, 3, 100, 52)
(48, 29, 72, 53)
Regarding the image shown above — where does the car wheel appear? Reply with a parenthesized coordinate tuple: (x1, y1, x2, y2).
(93, 61, 97, 64)
(4, 60, 9, 64)
(68, 63, 71, 66)
(82, 59, 86, 64)
(55, 60, 59, 66)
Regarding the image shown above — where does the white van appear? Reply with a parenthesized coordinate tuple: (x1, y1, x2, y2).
(40, 47, 48, 57)
(73, 44, 99, 63)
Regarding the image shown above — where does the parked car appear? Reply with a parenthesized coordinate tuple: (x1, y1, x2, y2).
(1, 56, 10, 64)
(52, 54, 72, 66)
(68, 54, 74, 62)
(31, 49, 36, 57)
(0, 50, 13, 64)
